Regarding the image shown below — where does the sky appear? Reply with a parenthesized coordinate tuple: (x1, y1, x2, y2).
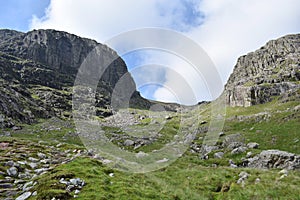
(1, 0, 300, 105)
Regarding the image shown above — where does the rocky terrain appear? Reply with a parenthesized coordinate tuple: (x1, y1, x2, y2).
(0, 29, 150, 129)
(224, 34, 300, 107)
(0, 30, 299, 199)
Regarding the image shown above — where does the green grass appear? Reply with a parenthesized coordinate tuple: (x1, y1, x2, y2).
(2, 97, 300, 199)
(28, 156, 300, 200)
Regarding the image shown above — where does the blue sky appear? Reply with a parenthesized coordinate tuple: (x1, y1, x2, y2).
(0, 0, 50, 31)
(1, 0, 299, 104)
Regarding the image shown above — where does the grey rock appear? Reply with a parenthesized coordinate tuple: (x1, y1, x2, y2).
(5, 160, 15, 167)
(201, 145, 219, 154)
(74, 189, 80, 195)
(28, 162, 38, 169)
(246, 152, 253, 158)
(239, 171, 249, 179)
(227, 142, 245, 150)
(37, 152, 46, 159)
(0, 183, 13, 188)
(231, 147, 248, 155)
(66, 185, 75, 192)
(7, 166, 18, 177)
(70, 178, 84, 186)
(123, 139, 134, 146)
(219, 132, 225, 137)
(247, 150, 300, 169)
(255, 178, 261, 184)
(23, 181, 33, 191)
(214, 152, 224, 159)
(247, 142, 259, 149)
(224, 34, 300, 107)
(34, 168, 48, 175)
(28, 157, 39, 163)
(15, 192, 32, 200)
(222, 133, 245, 148)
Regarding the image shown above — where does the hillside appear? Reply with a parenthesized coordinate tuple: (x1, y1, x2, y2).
(0, 30, 299, 200)
(0, 29, 150, 129)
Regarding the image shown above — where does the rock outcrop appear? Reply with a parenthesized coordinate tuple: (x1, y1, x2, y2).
(246, 150, 300, 170)
(224, 34, 300, 107)
(0, 29, 150, 127)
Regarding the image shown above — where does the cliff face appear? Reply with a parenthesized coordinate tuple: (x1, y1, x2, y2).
(224, 34, 300, 107)
(0, 29, 149, 128)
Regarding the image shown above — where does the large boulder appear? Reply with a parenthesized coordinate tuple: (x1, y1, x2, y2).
(246, 150, 300, 170)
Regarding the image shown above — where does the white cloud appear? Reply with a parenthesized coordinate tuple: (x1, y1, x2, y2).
(30, 0, 300, 105)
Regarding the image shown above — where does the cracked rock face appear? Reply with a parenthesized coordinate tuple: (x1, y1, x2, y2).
(224, 34, 300, 107)
(0, 29, 150, 127)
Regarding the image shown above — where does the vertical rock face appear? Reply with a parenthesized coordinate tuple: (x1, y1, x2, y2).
(0, 29, 130, 88)
(224, 34, 300, 107)
(0, 29, 150, 127)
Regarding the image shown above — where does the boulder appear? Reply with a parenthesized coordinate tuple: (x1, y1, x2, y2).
(247, 150, 300, 169)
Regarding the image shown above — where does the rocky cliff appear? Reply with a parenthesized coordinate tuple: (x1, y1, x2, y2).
(0, 29, 150, 128)
(224, 34, 300, 107)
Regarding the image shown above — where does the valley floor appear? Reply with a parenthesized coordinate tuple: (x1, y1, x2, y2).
(0, 97, 300, 200)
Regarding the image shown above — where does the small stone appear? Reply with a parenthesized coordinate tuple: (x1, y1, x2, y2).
(255, 178, 260, 184)
(14, 179, 26, 184)
(12, 126, 22, 131)
(40, 159, 51, 164)
(136, 151, 148, 158)
(23, 181, 33, 191)
(230, 164, 237, 168)
(28, 162, 38, 169)
(239, 171, 249, 179)
(156, 158, 169, 163)
(231, 147, 247, 155)
(66, 185, 75, 192)
(246, 152, 253, 158)
(37, 152, 47, 159)
(59, 178, 69, 185)
(109, 173, 114, 177)
(279, 169, 289, 175)
(214, 152, 224, 159)
(28, 157, 39, 163)
(6, 160, 15, 167)
(15, 191, 32, 200)
(34, 168, 48, 175)
(7, 166, 18, 177)
(123, 139, 134, 146)
(70, 178, 83, 186)
(17, 161, 26, 165)
(219, 132, 225, 137)
(102, 159, 113, 165)
(247, 142, 259, 149)
(165, 116, 172, 120)
(74, 189, 80, 195)
(32, 191, 37, 196)
(279, 174, 287, 179)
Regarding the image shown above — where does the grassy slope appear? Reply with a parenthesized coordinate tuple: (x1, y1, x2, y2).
(1, 97, 300, 199)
